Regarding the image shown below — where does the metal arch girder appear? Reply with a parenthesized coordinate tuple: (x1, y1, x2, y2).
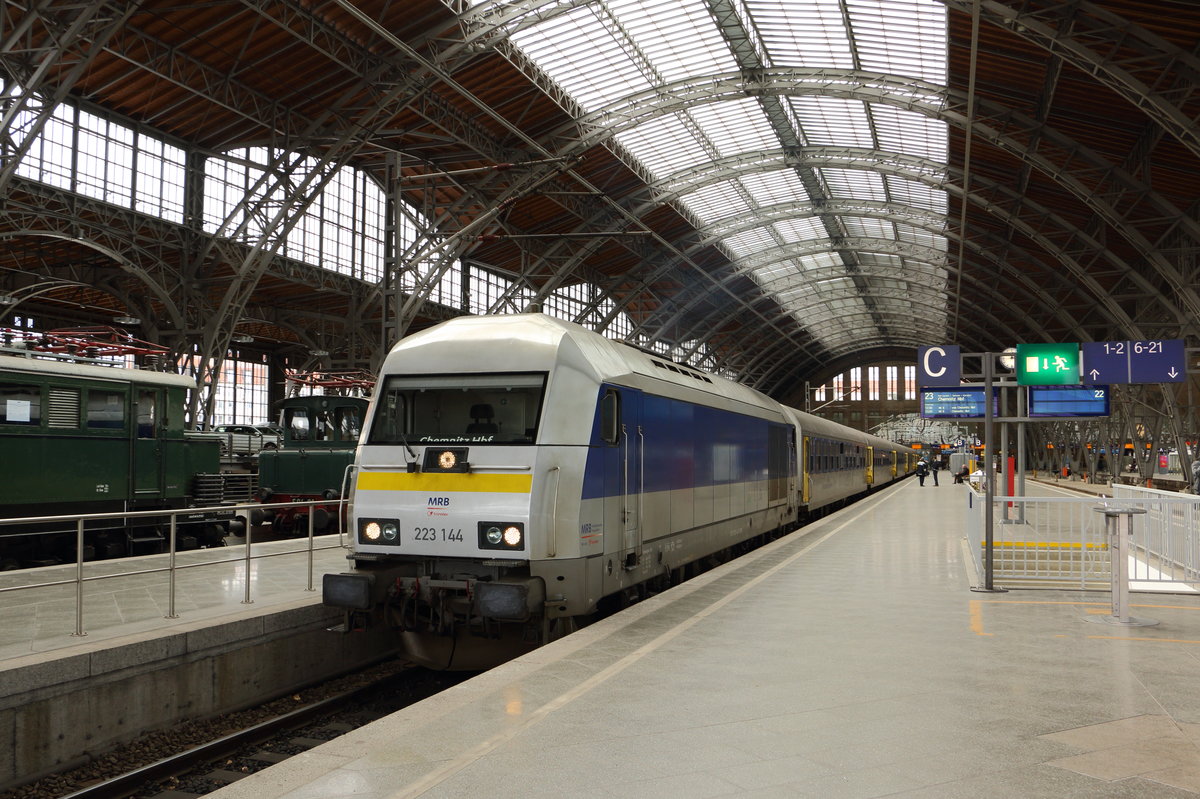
(0, 2, 138, 199)
(625, 145, 1182, 342)
(939, 0, 1200, 162)
(702, 220, 1097, 386)
(0, 182, 190, 331)
(536, 68, 1200, 322)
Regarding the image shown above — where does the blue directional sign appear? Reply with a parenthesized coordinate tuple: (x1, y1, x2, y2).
(917, 345, 961, 387)
(1081, 339, 1185, 384)
(1129, 339, 1186, 383)
(1081, 341, 1129, 385)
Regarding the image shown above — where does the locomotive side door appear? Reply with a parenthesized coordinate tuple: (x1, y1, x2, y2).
(133, 388, 164, 497)
(620, 389, 642, 570)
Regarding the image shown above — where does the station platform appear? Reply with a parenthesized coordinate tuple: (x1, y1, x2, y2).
(205, 478, 1200, 799)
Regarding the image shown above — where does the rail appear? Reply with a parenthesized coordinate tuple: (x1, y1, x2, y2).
(964, 484, 1200, 591)
(0, 499, 347, 640)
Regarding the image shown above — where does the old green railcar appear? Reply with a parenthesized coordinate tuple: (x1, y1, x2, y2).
(0, 353, 229, 566)
(254, 395, 368, 534)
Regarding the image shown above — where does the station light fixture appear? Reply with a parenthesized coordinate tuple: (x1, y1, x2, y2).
(113, 316, 140, 325)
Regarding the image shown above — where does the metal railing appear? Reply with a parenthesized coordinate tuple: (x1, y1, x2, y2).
(0, 499, 347, 640)
(965, 484, 1200, 591)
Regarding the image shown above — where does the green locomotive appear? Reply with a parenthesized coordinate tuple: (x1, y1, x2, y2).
(0, 353, 238, 567)
(253, 395, 368, 535)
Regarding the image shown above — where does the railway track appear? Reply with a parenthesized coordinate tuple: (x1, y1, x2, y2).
(4, 662, 471, 799)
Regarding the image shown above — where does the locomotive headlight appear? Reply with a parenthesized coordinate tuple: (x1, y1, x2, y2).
(438, 449, 457, 470)
(479, 521, 524, 551)
(360, 518, 400, 545)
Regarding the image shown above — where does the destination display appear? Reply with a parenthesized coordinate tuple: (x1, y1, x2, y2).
(1027, 385, 1110, 417)
(920, 387, 996, 419)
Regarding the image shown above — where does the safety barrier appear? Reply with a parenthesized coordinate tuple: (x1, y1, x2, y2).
(964, 484, 1200, 591)
(0, 500, 347, 641)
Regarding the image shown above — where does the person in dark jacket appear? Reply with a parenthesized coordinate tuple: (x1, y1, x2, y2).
(916, 459, 928, 486)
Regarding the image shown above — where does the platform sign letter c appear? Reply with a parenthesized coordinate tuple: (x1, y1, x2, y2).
(918, 345, 961, 387)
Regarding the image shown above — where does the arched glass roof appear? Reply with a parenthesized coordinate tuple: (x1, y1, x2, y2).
(490, 0, 949, 357)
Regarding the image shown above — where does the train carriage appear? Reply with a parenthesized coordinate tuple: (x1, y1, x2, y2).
(324, 314, 913, 668)
(0, 353, 233, 566)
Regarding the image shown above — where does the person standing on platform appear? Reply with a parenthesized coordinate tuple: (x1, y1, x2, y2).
(916, 458, 928, 486)
(931, 457, 940, 485)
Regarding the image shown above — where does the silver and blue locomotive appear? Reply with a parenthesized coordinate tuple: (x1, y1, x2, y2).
(323, 314, 913, 668)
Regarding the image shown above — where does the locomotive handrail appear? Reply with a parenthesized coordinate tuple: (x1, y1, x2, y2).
(546, 466, 561, 558)
(339, 463, 357, 548)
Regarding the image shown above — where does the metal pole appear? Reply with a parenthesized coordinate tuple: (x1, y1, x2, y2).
(983, 353, 996, 589)
(166, 514, 179, 619)
(1017, 386, 1027, 524)
(242, 520, 254, 604)
(72, 519, 86, 637)
(307, 502, 316, 592)
(1088, 507, 1155, 627)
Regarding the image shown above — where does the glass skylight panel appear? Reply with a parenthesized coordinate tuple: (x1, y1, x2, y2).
(615, 114, 711, 178)
(509, 8, 654, 111)
(724, 228, 782, 258)
(885, 176, 947, 213)
(871, 106, 947, 161)
(682, 179, 757, 227)
(688, 100, 779, 157)
(847, 0, 946, 84)
(896, 226, 945, 250)
(773, 217, 830, 243)
(842, 217, 891, 240)
(500, 0, 950, 359)
(737, 170, 810, 207)
(786, 97, 875, 148)
(820, 169, 887, 201)
(856, 252, 904, 270)
(746, 0, 855, 68)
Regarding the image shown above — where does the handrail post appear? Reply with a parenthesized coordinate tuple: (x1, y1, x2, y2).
(72, 519, 86, 637)
(306, 501, 316, 592)
(166, 513, 179, 619)
(242, 519, 254, 604)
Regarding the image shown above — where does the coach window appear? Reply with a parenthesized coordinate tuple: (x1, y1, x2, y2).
(86, 390, 125, 430)
(0, 384, 40, 425)
(136, 390, 156, 438)
(601, 389, 620, 444)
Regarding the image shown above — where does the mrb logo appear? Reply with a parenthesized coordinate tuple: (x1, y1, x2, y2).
(426, 496, 450, 516)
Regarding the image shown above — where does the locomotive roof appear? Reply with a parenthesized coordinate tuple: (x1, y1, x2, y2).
(387, 313, 779, 412)
(0, 354, 196, 390)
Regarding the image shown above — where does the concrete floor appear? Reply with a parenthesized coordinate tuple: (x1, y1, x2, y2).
(203, 478, 1200, 798)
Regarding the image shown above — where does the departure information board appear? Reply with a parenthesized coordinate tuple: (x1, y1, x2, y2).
(1027, 386, 1110, 417)
(920, 387, 995, 419)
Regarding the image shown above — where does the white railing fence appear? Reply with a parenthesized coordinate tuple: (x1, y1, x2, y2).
(965, 484, 1200, 592)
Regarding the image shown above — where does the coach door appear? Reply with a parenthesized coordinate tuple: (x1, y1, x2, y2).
(620, 390, 642, 570)
(866, 446, 874, 485)
(133, 388, 164, 497)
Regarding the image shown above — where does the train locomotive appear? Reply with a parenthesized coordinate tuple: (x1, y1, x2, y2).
(0, 352, 244, 568)
(323, 314, 914, 669)
(252, 394, 368, 535)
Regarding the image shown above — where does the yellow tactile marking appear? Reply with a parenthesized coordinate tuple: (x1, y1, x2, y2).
(968, 599, 1200, 642)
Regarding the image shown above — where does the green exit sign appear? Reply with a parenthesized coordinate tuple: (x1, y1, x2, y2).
(1016, 343, 1081, 385)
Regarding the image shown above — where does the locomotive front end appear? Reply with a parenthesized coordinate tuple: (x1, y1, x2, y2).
(322, 321, 579, 669)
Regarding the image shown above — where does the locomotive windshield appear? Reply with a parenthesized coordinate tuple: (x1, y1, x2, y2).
(366, 372, 546, 446)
